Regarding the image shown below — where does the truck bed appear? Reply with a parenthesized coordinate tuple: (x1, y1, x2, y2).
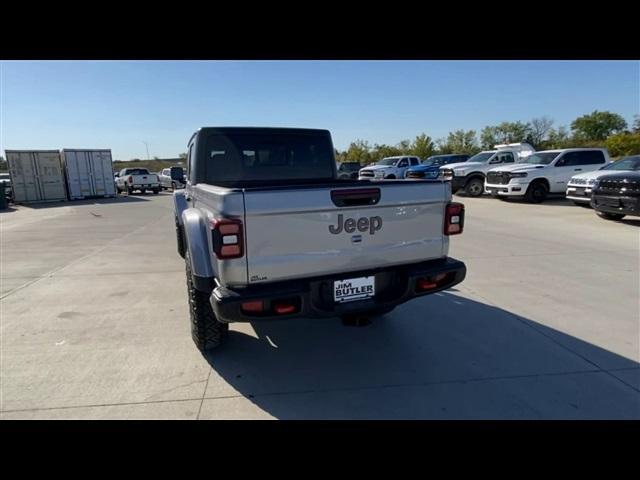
(191, 179, 452, 287)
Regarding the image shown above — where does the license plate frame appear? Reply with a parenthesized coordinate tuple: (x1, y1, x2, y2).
(334, 276, 375, 304)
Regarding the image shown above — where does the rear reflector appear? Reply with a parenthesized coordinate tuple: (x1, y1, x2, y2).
(274, 302, 297, 315)
(417, 279, 437, 290)
(220, 245, 241, 257)
(241, 300, 264, 313)
(416, 273, 450, 292)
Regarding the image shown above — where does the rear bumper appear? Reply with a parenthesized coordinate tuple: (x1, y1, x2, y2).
(591, 194, 640, 216)
(210, 257, 466, 323)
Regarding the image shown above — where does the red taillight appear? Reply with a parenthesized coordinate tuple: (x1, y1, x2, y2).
(128, 175, 133, 184)
(444, 202, 464, 235)
(211, 218, 244, 259)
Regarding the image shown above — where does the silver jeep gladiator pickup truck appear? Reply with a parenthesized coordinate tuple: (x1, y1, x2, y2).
(174, 127, 466, 351)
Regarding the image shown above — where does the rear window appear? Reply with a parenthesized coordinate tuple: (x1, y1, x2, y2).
(202, 132, 335, 185)
(126, 168, 149, 175)
(559, 151, 606, 166)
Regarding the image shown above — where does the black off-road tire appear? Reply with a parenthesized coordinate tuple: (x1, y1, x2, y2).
(152, 188, 160, 194)
(385, 174, 396, 179)
(524, 180, 548, 203)
(464, 177, 484, 197)
(127, 186, 134, 195)
(596, 211, 625, 221)
(185, 252, 228, 351)
(141, 188, 146, 194)
(171, 181, 177, 191)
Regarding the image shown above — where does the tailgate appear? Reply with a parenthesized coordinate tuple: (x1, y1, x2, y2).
(243, 182, 449, 284)
(133, 174, 157, 184)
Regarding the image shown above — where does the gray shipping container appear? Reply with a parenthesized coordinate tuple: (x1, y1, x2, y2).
(61, 149, 116, 200)
(5, 150, 67, 204)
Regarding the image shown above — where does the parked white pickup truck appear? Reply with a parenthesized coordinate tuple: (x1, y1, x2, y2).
(439, 143, 535, 197)
(115, 168, 160, 195)
(485, 148, 610, 203)
(358, 156, 421, 180)
(174, 127, 467, 351)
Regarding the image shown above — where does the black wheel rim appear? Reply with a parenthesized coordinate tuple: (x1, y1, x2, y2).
(468, 181, 482, 195)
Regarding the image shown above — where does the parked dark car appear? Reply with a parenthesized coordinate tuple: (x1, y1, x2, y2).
(337, 162, 362, 179)
(591, 171, 640, 221)
(421, 154, 471, 167)
(404, 154, 470, 179)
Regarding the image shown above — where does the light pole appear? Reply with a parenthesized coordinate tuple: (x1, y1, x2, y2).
(142, 141, 150, 160)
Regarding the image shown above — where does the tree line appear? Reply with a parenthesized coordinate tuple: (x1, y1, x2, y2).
(335, 111, 640, 165)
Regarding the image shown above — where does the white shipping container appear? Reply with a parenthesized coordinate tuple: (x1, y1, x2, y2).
(61, 149, 116, 199)
(5, 150, 67, 203)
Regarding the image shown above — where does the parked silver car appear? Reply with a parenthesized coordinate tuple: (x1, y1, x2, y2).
(159, 167, 186, 190)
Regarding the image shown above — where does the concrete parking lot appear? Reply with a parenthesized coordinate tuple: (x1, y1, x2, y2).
(1, 192, 638, 419)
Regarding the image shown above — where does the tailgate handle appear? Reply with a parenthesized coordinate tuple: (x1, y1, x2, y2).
(331, 188, 380, 207)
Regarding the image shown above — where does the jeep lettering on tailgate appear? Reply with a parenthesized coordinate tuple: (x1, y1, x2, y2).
(329, 214, 383, 235)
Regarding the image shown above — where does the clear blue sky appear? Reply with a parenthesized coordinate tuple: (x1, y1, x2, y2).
(1, 61, 638, 160)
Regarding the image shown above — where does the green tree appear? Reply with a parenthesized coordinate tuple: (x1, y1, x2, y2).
(632, 115, 640, 133)
(397, 139, 412, 154)
(481, 121, 532, 148)
(179, 153, 187, 161)
(443, 130, 479, 154)
(544, 126, 571, 149)
(480, 126, 501, 149)
(435, 138, 452, 154)
(570, 110, 627, 141)
(0, 155, 6, 171)
(410, 133, 435, 159)
(528, 117, 554, 148)
(344, 140, 373, 164)
(605, 132, 640, 157)
(371, 143, 402, 161)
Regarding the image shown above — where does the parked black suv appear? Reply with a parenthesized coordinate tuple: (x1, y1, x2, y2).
(337, 161, 362, 179)
(591, 171, 640, 221)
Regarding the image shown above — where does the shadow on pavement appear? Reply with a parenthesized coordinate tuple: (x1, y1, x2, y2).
(19, 195, 151, 209)
(202, 291, 639, 419)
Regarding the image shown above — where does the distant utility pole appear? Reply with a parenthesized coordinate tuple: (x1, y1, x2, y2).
(142, 141, 150, 160)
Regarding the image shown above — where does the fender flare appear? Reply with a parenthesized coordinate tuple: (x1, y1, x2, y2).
(465, 171, 486, 180)
(181, 208, 215, 285)
(173, 189, 189, 226)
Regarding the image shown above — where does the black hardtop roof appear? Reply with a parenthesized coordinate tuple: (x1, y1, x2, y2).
(190, 127, 331, 146)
